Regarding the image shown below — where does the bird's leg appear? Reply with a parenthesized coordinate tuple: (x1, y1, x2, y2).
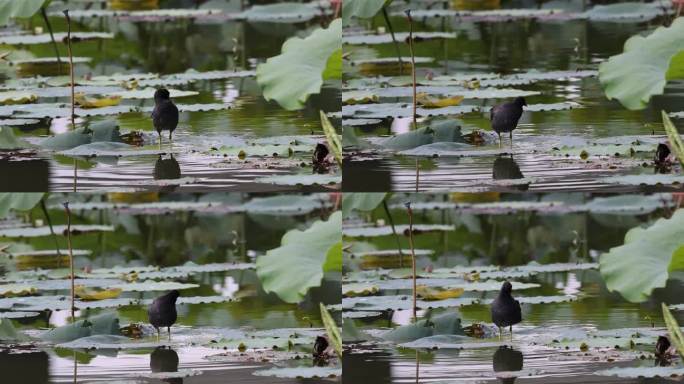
(498, 327, 502, 340)
(510, 325, 513, 340)
(509, 131, 513, 148)
(497, 133, 502, 148)
(169, 131, 172, 143)
(156, 328, 160, 342)
(168, 326, 171, 341)
(158, 132, 162, 150)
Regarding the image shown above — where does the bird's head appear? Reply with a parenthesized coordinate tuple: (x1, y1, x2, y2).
(501, 281, 513, 294)
(514, 97, 527, 107)
(168, 289, 180, 302)
(154, 88, 171, 102)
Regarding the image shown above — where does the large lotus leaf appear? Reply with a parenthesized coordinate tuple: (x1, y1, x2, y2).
(381, 120, 464, 151)
(41, 313, 119, 343)
(0, 193, 44, 218)
(256, 18, 341, 110)
(0, 126, 31, 150)
(0, 0, 46, 25)
(582, 2, 670, 21)
(256, 211, 341, 303)
(41, 122, 121, 151)
(342, 193, 386, 217)
(342, 0, 387, 24)
(599, 17, 684, 110)
(600, 209, 684, 303)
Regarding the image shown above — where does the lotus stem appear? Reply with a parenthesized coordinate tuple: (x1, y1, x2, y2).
(382, 7, 403, 75)
(63, 10, 75, 128)
(405, 9, 417, 130)
(63, 202, 75, 322)
(382, 200, 404, 268)
(40, 7, 61, 74)
(405, 201, 417, 323)
(39, 198, 62, 267)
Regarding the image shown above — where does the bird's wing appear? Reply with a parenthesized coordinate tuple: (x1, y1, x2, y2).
(490, 106, 496, 121)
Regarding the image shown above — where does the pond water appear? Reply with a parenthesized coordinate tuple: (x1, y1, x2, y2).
(0, 193, 341, 383)
(0, 0, 341, 192)
(342, 0, 684, 192)
(342, 193, 684, 383)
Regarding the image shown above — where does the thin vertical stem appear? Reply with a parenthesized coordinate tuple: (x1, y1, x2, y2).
(405, 10, 417, 129)
(382, 200, 404, 268)
(382, 7, 403, 75)
(63, 10, 75, 128)
(39, 198, 62, 267)
(405, 202, 417, 323)
(63, 202, 75, 322)
(40, 7, 61, 74)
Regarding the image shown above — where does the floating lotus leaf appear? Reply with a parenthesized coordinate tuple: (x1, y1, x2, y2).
(59, 143, 172, 158)
(343, 295, 479, 311)
(600, 209, 684, 302)
(0, 103, 137, 118)
(343, 224, 455, 237)
(480, 295, 578, 305)
(580, 194, 674, 215)
(343, 32, 458, 45)
(257, 18, 341, 110)
(0, 32, 114, 45)
(343, 311, 383, 319)
(525, 102, 581, 112)
(211, 144, 310, 158)
(0, 118, 40, 126)
(602, 174, 684, 186)
(255, 174, 341, 186)
(342, 0, 386, 24)
(257, 211, 341, 303)
(74, 93, 122, 108)
(0, 311, 40, 319)
(0, 317, 28, 341)
(140, 103, 230, 113)
(342, 118, 382, 126)
(238, 2, 322, 22)
(111, 281, 199, 292)
(343, 283, 379, 297)
(582, 2, 671, 21)
(511, 262, 598, 273)
(343, 103, 478, 119)
(74, 286, 122, 301)
(599, 18, 684, 110)
(595, 366, 684, 378)
(374, 279, 540, 291)
(0, 90, 37, 105)
(342, 192, 386, 217)
(382, 312, 465, 343)
(554, 143, 655, 158)
(0, 225, 114, 238)
(352, 86, 539, 99)
(0, 284, 36, 297)
(253, 366, 341, 379)
(162, 69, 255, 81)
(111, 88, 198, 99)
(210, 335, 313, 350)
(0, 126, 31, 149)
(400, 335, 506, 349)
(241, 194, 332, 215)
(354, 249, 434, 258)
(137, 370, 203, 379)
(0, 193, 43, 217)
(57, 334, 163, 350)
(41, 313, 120, 343)
(549, 335, 655, 350)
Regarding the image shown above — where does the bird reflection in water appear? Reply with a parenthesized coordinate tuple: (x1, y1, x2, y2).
(493, 155, 528, 191)
(150, 347, 182, 384)
(154, 155, 181, 179)
(493, 346, 523, 384)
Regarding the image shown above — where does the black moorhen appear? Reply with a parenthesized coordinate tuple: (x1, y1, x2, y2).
(490, 97, 527, 147)
(490, 281, 521, 339)
(148, 290, 180, 341)
(152, 88, 179, 147)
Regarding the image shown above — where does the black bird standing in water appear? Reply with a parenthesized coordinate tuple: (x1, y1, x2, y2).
(152, 88, 179, 147)
(490, 97, 527, 147)
(490, 281, 522, 339)
(148, 290, 180, 341)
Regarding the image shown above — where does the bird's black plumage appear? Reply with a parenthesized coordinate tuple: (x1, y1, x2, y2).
(151, 88, 179, 145)
(490, 97, 526, 147)
(148, 290, 179, 340)
(490, 281, 521, 338)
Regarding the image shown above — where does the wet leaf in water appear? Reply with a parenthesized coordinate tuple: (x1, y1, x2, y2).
(0, 126, 31, 150)
(0, 311, 40, 319)
(342, 192, 386, 217)
(57, 334, 163, 350)
(74, 93, 122, 108)
(343, 102, 478, 119)
(41, 313, 120, 343)
(0, 225, 114, 238)
(595, 366, 684, 378)
(416, 286, 465, 301)
(255, 174, 341, 186)
(400, 335, 507, 349)
(343, 283, 379, 297)
(601, 174, 684, 186)
(0, 317, 29, 341)
(0, 32, 114, 45)
(343, 224, 455, 238)
(582, 2, 671, 21)
(111, 281, 199, 292)
(74, 286, 123, 301)
(343, 32, 457, 45)
(382, 312, 465, 343)
(252, 366, 341, 379)
(0, 90, 37, 105)
(238, 2, 323, 22)
(0, 284, 37, 297)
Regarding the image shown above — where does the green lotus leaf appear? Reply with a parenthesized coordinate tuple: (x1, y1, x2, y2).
(599, 209, 684, 303)
(256, 211, 341, 303)
(257, 18, 341, 110)
(599, 17, 684, 110)
(342, 0, 387, 24)
(0, 0, 47, 26)
(0, 193, 44, 218)
(342, 192, 387, 217)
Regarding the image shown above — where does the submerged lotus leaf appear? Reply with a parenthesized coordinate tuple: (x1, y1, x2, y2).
(343, 224, 455, 238)
(256, 18, 341, 110)
(601, 174, 684, 186)
(343, 32, 457, 45)
(255, 174, 341, 186)
(343, 102, 478, 119)
(253, 366, 341, 379)
(599, 18, 684, 110)
(0, 225, 114, 238)
(595, 366, 684, 378)
(256, 211, 341, 303)
(0, 32, 114, 45)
